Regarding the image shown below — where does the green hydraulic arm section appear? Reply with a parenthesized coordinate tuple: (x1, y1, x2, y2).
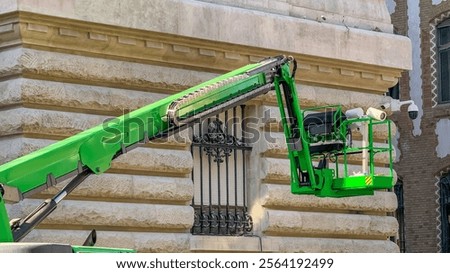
(0, 55, 394, 252)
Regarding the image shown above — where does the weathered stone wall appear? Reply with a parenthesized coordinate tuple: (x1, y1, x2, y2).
(0, 0, 410, 252)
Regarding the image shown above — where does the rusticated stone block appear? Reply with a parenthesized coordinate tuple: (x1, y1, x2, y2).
(0, 108, 109, 137)
(190, 236, 261, 252)
(261, 184, 397, 213)
(260, 157, 291, 182)
(0, 47, 217, 93)
(0, 78, 168, 114)
(0, 137, 54, 165)
(22, 229, 191, 252)
(111, 147, 192, 176)
(258, 132, 287, 156)
(196, 0, 392, 31)
(262, 236, 399, 253)
(7, 199, 194, 231)
(261, 209, 398, 238)
(43, 174, 194, 204)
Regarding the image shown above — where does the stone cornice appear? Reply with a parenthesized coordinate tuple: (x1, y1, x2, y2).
(1, 11, 402, 93)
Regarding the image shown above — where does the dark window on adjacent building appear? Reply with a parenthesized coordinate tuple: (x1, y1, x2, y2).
(438, 20, 450, 104)
(440, 174, 450, 253)
(394, 179, 405, 253)
(190, 106, 253, 236)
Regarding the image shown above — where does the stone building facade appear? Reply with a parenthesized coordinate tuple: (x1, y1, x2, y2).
(0, 0, 410, 252)
(388, 0, 450, 253)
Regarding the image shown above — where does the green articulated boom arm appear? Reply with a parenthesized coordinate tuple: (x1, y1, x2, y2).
(0, 55, 394, 250)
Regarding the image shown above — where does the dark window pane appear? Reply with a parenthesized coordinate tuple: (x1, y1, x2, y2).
(440, 50, 450, 102)
(440, 174, 450, 253)
(440, 26, 450, 46)
(394, 180, 405, 253)
(388, 83, 400, 100)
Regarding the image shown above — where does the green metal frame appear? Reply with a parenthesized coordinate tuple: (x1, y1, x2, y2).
(280, 102, 394, 197)
(0, 195, 13, 242)
(0, 55, 395, 252)
(334, 117, 394, 192)
(273, 65, 394, 197)
(71, 245, 136, 253)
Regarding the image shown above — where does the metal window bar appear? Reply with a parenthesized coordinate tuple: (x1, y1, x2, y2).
(191, 106, 253, 236)
(440, 174, 450, 253)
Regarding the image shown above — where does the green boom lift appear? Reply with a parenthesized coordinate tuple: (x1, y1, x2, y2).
(0, 56, 394, 252)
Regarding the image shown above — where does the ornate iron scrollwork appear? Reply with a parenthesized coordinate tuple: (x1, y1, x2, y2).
(192, 206, 253, 236)
(193, 119, 246, 163)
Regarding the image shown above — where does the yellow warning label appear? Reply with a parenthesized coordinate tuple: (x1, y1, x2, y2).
(365, 176, 373, 186)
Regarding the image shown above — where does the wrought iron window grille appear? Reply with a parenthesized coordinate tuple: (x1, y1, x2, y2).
(190, 106, 253, 236)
